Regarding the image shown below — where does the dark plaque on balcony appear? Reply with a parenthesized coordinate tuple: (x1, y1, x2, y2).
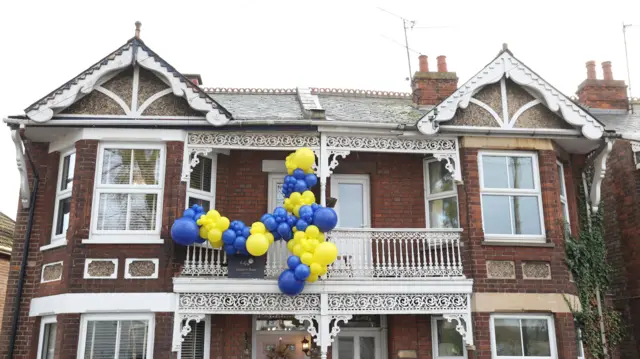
(227, 255, 266, 279)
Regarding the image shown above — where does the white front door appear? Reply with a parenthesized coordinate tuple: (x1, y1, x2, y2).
(332, 330, 382, 359)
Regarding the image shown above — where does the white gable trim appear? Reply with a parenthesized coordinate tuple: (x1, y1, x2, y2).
(26, 46, 230, 127)
(417, 52, 605, 140)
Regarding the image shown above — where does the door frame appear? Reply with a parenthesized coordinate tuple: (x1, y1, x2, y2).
(331, 328, 385, 359)
(329, 174, 371, 228)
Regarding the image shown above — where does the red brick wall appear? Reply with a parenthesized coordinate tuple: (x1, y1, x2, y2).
(387, 315, 432, 359)
(0, 255, 10, 332)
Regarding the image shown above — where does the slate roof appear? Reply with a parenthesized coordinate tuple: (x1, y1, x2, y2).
(589, 104, 640, 133)
(319, 95, 425, 124)
(0, 212, 15, 254)
(211, 93, 304, 121)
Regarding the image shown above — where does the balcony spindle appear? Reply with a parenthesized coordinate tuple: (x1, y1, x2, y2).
(438, 237, 445, 275)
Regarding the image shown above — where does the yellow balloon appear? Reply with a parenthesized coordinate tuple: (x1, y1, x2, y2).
(250, 222, 266, 235)
(304, 168, 315, 174)
(287, 167, 294, 175)
(290, 192, 302, 205)
(305, 225, 320, 239)
(295, 148, 316, 169)
(313, 242, 338, 265)
(208, 210, 221, 221)
(216, 217, 230, 231)
(293, 205, 302, 217)
(302, 239, 312, 252)
(292, 227, 297, 233)
(301, 252, 313, 265)
(293, 244, 304, 257)
(317, 233, 326, 242)
(208, 228, 222, 242)
(318, 264, 328, 276)
(301, 191, 316, 205)
(209, 239, 223, 249)
(284, 198, 293, 212)
(310, 262, 322, 275)
(246, 234, 269, 256)
(294, 231, 306, 242)
(308, 239, 319, 251)
(287, 240, 296, 252)
(199, 226, 209, 239)
(306, 274, 319, 283)
(265, 232, 274, 244)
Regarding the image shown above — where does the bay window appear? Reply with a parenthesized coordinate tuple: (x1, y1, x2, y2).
(424, 159, 459, 228)
(90, 143, 164, 243)
(50, 150, 75, 247)
(78, 313, 154, 358)
(37, 316, 57, 359)
(479, 152, 545, 242)
(490, 314, 557, 359)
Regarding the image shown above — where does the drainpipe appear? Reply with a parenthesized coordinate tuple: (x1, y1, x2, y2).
(7, 131, 39, 359)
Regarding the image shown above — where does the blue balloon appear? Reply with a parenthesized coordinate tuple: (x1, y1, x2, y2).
(287, 255, 302, 270)
(311, 203, 320, 212)
(286, 214, 298, 228)
(222, 229, 236, 245)
(294, 179, 308, 193)
(183, 208, 196, 219)
(305, 174, 318, 188)
(224, 244, 236, 255)
(299, 205, 314, 223)
(261, 213, 272, 223)
(230, 220, 245, 231)
(278, 269, 305, 296)
(234, 236, 247, 250)
(274, 207, 287, 218)
(282, 229, 293, 241)
(263, 215, 278, 231)
(271, 230, 281, 241)
(171, 218, 199, 246)
(194, 236, 206, 244)
(239, 248, 250, 256)
(296, 219, 309, 232)
(242, 227, 251, 238)
(277, 222, 291, 238)
(195, 213, 205, 221)
(313, 207, 338, 232)
(293, 169, 306, 180)
(294, 264, 311, 281)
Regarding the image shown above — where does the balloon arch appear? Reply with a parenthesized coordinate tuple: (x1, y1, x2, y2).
(171, 148, 339, 296)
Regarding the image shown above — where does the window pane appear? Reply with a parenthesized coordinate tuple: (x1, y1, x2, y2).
(429, 197, 459, 228)
(55, 197, 71, 236)
(482, 156, 508, 188)
(129, 194, 158, 230)
(494, 318, 523, 356)
(482, 195, 512, 234)
(97, 194, 128, 230)
(557, 164, 566, 196)
(338, 337, 354, 359)
(522, 319, 551, 356)
(60, 153, 75, 191)
(84, 321, 118, 358)
(576, 329, 584, 357)
(512, 196, 542, 235)
(428, 161, 453, 194)
(119, 320, 149, 359)
(188, 197, 211, 212)
(102, 149, 132, 185)
(189, 156, 212, 192)
(41, 323, 57, 359)
(275, 181, 285, 208)
(132, 149, 160, 186)
(181, 320, 206, 359)
(437, 320, 464, 357)
(338, 183, 364, 228)
(561, 202, 569, 225)
(508, 157, 534, 189)
(359, 337, 375, 359)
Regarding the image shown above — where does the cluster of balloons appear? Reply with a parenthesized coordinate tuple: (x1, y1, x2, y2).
(170, 147, 340, 296)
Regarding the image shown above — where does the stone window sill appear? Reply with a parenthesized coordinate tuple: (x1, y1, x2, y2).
(481, 240, 555, 248)
(40, 241, 67, 252)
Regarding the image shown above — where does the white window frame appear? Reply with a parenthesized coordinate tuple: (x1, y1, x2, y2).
(178, 315, 211, 359)
(330, 174, 371, 228)
(87, 143, 165, 244)
(489, 314, 557, 359)
(48, 149, 76, 249)
(431, 316, 467, 359)
(478, 151, 545, 243)
(185, 153, 217, 211)
(37, 315, 57, 359)
(77, 313, 155, 359)
(331, 328, 384, 359)
(576, 328, 584, 359)
(267, 173, 286, 211)
(424, 158, 460, 229)
(556, 161, 571, 234)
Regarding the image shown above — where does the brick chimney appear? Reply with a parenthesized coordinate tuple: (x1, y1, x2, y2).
(576, 61, 628, 110)
(412, 55, 458, 106)
(184, 74, 203, 86)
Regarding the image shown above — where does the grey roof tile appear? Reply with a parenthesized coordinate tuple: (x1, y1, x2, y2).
(318, 95, 425, 124)
(210, 93, 304, 121)
(589, 106, 640, 133)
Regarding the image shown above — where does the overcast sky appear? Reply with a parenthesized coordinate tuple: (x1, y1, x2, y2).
(0, 0, 638, 220)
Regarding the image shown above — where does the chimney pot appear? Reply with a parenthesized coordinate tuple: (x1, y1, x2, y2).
(602, 61, 613, 81)
(586, 61, 596, 80)
(418, 55, 428, 72)
(437, 56, 447, 72)
(134, 21, 142, 39)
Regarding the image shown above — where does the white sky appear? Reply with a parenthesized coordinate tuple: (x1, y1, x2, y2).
(0, 0, 638, 220)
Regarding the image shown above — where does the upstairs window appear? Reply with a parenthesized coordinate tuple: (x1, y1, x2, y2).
(186, 154, 217, 212)
(51, 150, 75, 246)
(424, 159, 459, 228)
(91, 143, 164, 242)
(557, 161, 571, 234)
(479, 152, 545, 242)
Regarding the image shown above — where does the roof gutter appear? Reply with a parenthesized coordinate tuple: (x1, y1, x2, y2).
(7, 130, 39, 359)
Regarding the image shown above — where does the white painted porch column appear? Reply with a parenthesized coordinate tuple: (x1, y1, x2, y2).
(296, 293, 353, 359)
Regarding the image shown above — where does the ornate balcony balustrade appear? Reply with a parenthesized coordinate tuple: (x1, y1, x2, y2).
(181, 228, 464, 279)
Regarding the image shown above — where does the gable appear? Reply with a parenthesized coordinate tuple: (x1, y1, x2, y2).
(448, 79, 573, 130)
(417, 50, 605, 139)
(25, 38, 232, 125)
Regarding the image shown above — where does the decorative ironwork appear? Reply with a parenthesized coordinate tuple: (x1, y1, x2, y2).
(325, 135, 456, 153)
(187, 133, 320, 149)
(179, 293, 321, 313)
(327, 293, 469, 313)
(181, 147, 214, 182)
(327, 151, 350, 176)
(329, 315, 352, 340)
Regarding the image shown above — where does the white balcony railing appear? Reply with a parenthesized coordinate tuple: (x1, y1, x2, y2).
(181, 228, 464, 279)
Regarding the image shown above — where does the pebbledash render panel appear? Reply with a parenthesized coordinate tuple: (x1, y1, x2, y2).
(1, 26, 634, 359)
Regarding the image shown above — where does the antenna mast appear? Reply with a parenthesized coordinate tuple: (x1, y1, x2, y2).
(378, 7, 416, 81)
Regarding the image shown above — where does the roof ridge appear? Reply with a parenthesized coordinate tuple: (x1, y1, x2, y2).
(311, 87, 411, 99)
(204, 88, 297, 94)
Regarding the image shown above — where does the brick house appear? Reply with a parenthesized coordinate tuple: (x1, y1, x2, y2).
(0, 24, 629, 359)
(0, 212, 15, 331)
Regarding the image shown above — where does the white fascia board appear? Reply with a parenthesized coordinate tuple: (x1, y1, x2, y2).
(48, 128, 186, 153)
(29, 292, 176, 317)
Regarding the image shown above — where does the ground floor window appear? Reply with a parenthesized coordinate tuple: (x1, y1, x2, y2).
(432, 317, 466, 359)
(180, 316, 210, 359)
(332, 331, 382, 359)
(490, 314, 556, 359)
(78, 313, 154, 359)
(37, 316, 57, 359)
